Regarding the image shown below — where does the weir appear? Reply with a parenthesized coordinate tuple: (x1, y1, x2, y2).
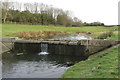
(1, 37, 120, 58)
(41, 43, 48, 52)
(12, 39, 119, 58)
(38, 43, 49, 55)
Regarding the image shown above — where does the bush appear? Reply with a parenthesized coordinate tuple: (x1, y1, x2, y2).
(97, 31, 113, 39)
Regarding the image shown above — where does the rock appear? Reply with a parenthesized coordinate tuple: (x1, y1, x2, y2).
(66, 62, 75, 66)
(86, 32, 91, 34)
(16, 53, 24, 56)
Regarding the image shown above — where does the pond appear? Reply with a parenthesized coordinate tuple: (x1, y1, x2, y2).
(2, 52, 83, 78)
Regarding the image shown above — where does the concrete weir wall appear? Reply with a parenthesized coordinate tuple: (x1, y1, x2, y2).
(14, 42, 41, 53)
(48, 44, 86, 57)
(1, 37, 119, 58)
(12, 39, 119, 58)
(1, 37, 15, 53)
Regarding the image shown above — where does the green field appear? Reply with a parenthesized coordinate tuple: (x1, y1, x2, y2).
(62, 45, 119, 78)
(2, 24, 118, 39)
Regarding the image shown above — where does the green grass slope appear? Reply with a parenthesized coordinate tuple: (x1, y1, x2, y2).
(62, 46, 119, 78)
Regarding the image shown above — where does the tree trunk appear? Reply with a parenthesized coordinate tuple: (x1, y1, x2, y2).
(3, 11, 8, 23)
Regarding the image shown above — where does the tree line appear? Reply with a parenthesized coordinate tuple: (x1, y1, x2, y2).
(1, 0, 104, 27)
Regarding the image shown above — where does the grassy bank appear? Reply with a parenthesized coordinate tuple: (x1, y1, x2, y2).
(107, 31, 118, 40)
(2, 24, 118, 39)
(62, 45, 119, 78)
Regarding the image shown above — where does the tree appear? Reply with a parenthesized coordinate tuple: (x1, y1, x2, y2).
(0, 1, 2, 23)
(2, 1, 103, 27)
(2, 0, 12, 23)
(72, 17, 83, 27)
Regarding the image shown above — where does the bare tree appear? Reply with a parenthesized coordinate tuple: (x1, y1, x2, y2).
(34, 2, 39, 13)
(39, 3, 45, 13)
(2, 0, 12, 23)
(73, 17, 83, 26)
(15, 2, 22, 11)
(0, 1, 2, 24)
(24, 3, 31, 11)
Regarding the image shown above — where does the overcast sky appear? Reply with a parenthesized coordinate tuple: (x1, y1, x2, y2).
(11, 0, 119, 25)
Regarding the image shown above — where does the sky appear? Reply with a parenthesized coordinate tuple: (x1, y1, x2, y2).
(11, 0, 119, 25)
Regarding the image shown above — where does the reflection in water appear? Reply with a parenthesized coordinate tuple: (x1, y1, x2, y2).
(2, 52, 83, 78)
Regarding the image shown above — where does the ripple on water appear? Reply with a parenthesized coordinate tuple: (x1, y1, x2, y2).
(2, 50, 83, 78)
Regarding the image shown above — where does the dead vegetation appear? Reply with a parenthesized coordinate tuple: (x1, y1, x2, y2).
(16, 31, 68, 40)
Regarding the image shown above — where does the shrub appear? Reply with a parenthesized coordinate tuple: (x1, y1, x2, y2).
(97, 31, 113, 39)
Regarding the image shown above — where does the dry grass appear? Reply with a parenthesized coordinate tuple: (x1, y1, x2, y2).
(16, 31, 68, 40)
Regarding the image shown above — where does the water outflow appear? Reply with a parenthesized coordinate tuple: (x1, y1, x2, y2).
(38, 43, 49, 55)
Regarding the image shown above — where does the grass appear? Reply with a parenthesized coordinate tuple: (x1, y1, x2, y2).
(107, 31, 118, 40)
(61, 45, 119, 78)
(2, 24, 118, 39)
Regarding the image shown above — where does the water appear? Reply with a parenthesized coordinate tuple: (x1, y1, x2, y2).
(2, 34, 92, 78)
(2, 52, 83, 78)
(49, 33, 93, 40)
(38, 43, 49, 55)
(38, 52, 49, 55)
(41, 43, 48, 52)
